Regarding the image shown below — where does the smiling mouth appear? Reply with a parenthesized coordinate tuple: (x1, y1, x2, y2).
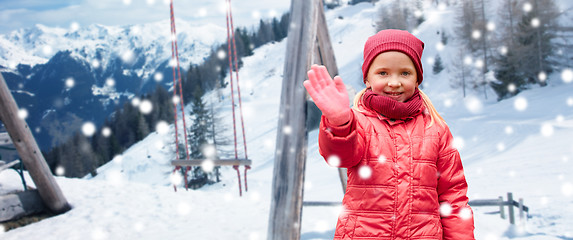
(386, 92, 402, 96)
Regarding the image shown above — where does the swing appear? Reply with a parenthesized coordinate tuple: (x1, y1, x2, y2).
(168, 0, 251, 196)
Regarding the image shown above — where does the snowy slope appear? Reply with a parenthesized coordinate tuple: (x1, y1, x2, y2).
(1, 1, 573, 240)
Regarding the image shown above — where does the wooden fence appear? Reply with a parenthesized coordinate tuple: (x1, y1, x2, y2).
(304, 192, 529, 225)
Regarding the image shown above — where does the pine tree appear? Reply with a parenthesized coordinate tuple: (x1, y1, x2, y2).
(433, 54, 444, 74)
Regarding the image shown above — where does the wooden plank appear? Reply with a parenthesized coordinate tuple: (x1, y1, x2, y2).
(267, 0, 319, 239)
(0, 73, 71, 214)
(171, 159, 252, 166)
(0, 190, 46, 222)
(0, 160, 19, 172)
(0, 132, 13, 146)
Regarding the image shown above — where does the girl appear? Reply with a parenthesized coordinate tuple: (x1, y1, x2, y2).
(303, 29, 475, 239)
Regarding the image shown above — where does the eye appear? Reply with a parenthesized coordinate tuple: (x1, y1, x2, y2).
(401, 71, 411, 76)
(379, 71, 388, 76)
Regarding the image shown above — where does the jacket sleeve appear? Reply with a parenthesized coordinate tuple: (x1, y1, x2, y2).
(437, 126, 475, 240)
(317, 110, 365, 168)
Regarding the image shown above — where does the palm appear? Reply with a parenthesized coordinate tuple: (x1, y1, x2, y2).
(303, 65, 350, 125)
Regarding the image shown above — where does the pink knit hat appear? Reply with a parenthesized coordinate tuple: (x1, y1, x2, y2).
(362, 29, 425, 84)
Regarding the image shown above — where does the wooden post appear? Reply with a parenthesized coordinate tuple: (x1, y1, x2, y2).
(314, 0, 347, 194)
(267, 0, 319, 239)
(0, 73, 71, 214)
(499, 196, 505, 219)
(518, 198, 524, 222)
(507, 192, 515, 224)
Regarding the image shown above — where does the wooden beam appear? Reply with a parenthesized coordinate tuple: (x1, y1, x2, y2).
(267, 0, 320, 239)
(0, 73, 71, 214)
(313, 0, 348, 194)
(171, 159, 252, 166)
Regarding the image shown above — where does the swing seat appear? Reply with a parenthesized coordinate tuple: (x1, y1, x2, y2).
(171, 158, 252, 167)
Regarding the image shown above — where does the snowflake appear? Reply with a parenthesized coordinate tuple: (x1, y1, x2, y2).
(505, 126, 514, 135)
(156, 121, 169, 134)
(453, 136, 465, 150)
(18, 108, 28, 119)
(435, 42, 444, 51)
(567, 97, 573, 106)
(358, 165, 372, 179)
(327, 155, 341, 167)
(249, 191, 261, 203)
(112, 155, 123, 164)
(540, 196, 549, 206)
(172, 95, 180, 105)
(122, 0, 132, 6)
(486, 22, 496, 31)
(283, 125, 293, 135)
(92, 59, 100, 69)
(105, 78, 115, 87)
(170, 171, 183, 185)
(154, 72, 163, 82)
(499, 46, 508, 56)
(538, 71, 547, 82)
(217, 49, 226, 60)
(439, 202, 452, 217)
(472, 30, 481, 39)
(146, 0, 155, 5)
(426, 57, 435, 65)
(55, 166, 65, 176)
(507, 83, 517, 93)
(202, 144, 216, 158)
(251, 10, 261, 20)
(42, 45, 52, 55)
(531, 18, 540, 27)
(198, 8, 207, 17)
(463, 56, 473, 65)
(523, 2, 533, 12)
(139, 99, 153, 114)
(464, 96, 483, 114)
(562, 68, 573, 83)
(65, 77, 75, 88)
(101, 127, 112, 137)
(70, 22, 80, 32)
(82, 122, 96, 137)
(496, 142, 505, 151)
(304, 180, 313, 191)
(514, 97, 528, 111)
(459, 207, 472, 220)
(121, 50, 135, 64)
(378, 155, 387, 163)
(540, 123, 554, 137)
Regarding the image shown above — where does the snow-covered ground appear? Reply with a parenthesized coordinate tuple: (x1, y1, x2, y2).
(1, 1, 573, 239)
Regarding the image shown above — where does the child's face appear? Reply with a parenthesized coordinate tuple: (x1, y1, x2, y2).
(365, 51, 418, 102)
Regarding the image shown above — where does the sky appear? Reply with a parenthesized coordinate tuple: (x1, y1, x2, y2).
(0, 0, 292, 35)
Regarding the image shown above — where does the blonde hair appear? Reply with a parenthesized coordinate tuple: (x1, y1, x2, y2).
(352, 88, 446, 128)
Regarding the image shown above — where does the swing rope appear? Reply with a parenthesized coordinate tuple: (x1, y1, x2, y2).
(169, 0, 191, 192)
(225, 0, 250, 196)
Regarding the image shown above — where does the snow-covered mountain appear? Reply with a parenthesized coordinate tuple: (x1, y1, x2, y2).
(0, 19, 226, 73)
(0, 19, 226, 150)
(1, 1, 573, 239)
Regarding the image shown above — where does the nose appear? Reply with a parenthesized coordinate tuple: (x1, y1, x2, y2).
(387, 77, 401, 87)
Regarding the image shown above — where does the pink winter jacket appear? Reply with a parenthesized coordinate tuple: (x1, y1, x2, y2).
(318, 100, 475, 239)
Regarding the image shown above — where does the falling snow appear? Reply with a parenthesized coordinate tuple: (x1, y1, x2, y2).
(514, 97, 528, 111)
(81, 122, 96, 137)
(562, 68, 573, 83)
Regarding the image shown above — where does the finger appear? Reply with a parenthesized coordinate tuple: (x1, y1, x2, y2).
(310, 65, 327, 89)
(307, 70, 321, 90)
(333, 76, 346, 93)
(317, 66, 333, 85)
(303, 80, 320, 101)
